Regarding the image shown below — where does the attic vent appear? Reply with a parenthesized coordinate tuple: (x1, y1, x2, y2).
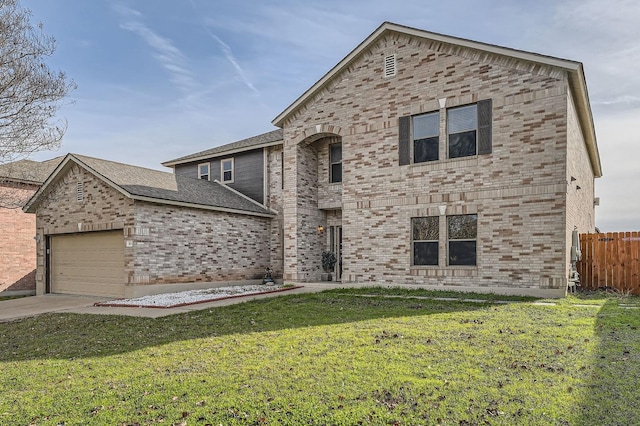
(76, 182, 84, 201)
(384, 54, 396, 78)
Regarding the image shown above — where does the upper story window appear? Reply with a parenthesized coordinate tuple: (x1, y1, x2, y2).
(398, 99, 492, 166)
(221, 158, 234, 183)
(448, 104, 477, 159)
(330, 143, 342, 183)
(198, 163, 210, 180)
(413, 111, 440, 163)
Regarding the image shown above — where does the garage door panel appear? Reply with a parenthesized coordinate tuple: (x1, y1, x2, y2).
(51, 231, 125, 297)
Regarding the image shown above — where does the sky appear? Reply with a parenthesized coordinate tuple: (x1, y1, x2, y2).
(19, 0, 640, 231)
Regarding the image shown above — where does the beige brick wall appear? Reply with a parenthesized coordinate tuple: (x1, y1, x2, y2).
(280, 32, 594, 296)
(129, 202, 271, 285)
(34, 164, 135, 294)
(266, 145, 285, 277)
(565, 91, 597, 277)
(0, 183, 37, 292)
(35, 163, 273, 294)
(283, 140, 326, 281)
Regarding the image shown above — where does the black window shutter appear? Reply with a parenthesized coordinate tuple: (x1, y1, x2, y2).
(477, 99, 492, 155)
(399, 115, 411, 165)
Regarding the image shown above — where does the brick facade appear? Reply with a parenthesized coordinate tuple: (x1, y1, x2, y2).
(278, 30, 598, 297)
(0, 183, 37, 292)
(266, 145, 285, 277)
(34, 163, 272, 296)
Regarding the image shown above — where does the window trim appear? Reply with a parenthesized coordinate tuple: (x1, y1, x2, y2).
(411, 216, 439, 266)
(447, 103, 478, 159)
(446, 214, 478, 266)
(329, 142, 342, 183)
(399, 98, 492, 166)
(198, 162, 210, 181)
(221, 158, 234, 183)
(411, 110, 440, 164)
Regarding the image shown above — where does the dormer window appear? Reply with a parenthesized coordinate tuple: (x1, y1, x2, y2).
(198, 163, 210, 180)
(221, 158, 234, 183)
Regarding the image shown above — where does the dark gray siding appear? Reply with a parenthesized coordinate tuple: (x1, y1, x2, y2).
(173, 148, 265, 204)
(174, 164, 198, 179)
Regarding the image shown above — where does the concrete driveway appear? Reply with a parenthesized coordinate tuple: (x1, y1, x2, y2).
(0, 294, 107, 323)
(0, 283, 343, 322)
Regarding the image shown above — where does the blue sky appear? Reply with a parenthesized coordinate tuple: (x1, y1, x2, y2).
(22, 0, 640, 231)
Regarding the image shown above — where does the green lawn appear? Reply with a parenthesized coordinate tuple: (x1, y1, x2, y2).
(1, 288, 639, 425)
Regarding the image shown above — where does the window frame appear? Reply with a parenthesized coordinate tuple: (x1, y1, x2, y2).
(447, 103, 478, 159)
(329, 143, 342, 183)
(411, 216, 440, 266)
(411, 110, 440, 164)
(198, 162, 210, 181)
(399, 98, 491, 166)
(447, 214, 478, 266)
(221, 158, 234, 183)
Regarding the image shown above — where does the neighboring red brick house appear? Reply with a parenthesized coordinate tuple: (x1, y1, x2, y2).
(0, 158, 61, 293)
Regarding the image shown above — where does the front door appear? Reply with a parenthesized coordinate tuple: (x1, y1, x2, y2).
(330, 226, 342, 282)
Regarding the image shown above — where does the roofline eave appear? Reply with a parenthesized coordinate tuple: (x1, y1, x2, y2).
(129, 194, 276, 218)
(161, 139, 283, 167)
(272, 21, 585, 127)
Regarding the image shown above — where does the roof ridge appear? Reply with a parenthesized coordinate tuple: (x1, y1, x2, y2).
(162, 128, 283, 167)
(71, 153, 171, 175)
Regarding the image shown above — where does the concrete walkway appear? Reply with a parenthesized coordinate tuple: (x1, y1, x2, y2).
(0, 283, 343, 322)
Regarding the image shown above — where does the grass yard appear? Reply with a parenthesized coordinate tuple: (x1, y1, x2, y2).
(1, 288, 639, 425)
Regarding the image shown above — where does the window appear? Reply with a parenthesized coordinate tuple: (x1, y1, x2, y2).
(448, 104, 477, 158)
(412, 217, 439, 265)
(330, 143, 342, 183)
(447, 214, 477, 266)
(198, 163, 210, 180)
(221, 158, 234, 183)
(413, 111, 440, 163)
(398, 99, 492, 165)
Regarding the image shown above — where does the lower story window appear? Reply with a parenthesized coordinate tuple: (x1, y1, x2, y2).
(412, 216, 439, 265)
(447, 214, 477, 266)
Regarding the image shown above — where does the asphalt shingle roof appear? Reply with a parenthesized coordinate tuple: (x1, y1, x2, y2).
(43, 154, 274, 216)
(162, 129, 283, 166)
(0, 157, 63, 184)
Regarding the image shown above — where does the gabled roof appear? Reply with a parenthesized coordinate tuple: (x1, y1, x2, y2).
(0, 157, 63, 185)
(24, 154, 275, 217)
(271, 21, 602, 178)
(162, 129, 283, 167)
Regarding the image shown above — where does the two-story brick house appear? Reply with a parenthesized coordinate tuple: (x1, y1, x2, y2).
(267, 22, 601, 297)
(27, 22, 601, 298)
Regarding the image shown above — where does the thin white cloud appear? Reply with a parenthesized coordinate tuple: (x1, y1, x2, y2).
(206, 31, 259, 96)
(112, 4, 196, 92)
(594, 95, 640, 106)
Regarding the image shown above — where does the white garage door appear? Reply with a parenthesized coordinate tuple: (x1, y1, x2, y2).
(50, 231, 125, 297)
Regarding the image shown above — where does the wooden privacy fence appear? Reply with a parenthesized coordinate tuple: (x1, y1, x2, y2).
(577, 232, 640, 295)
